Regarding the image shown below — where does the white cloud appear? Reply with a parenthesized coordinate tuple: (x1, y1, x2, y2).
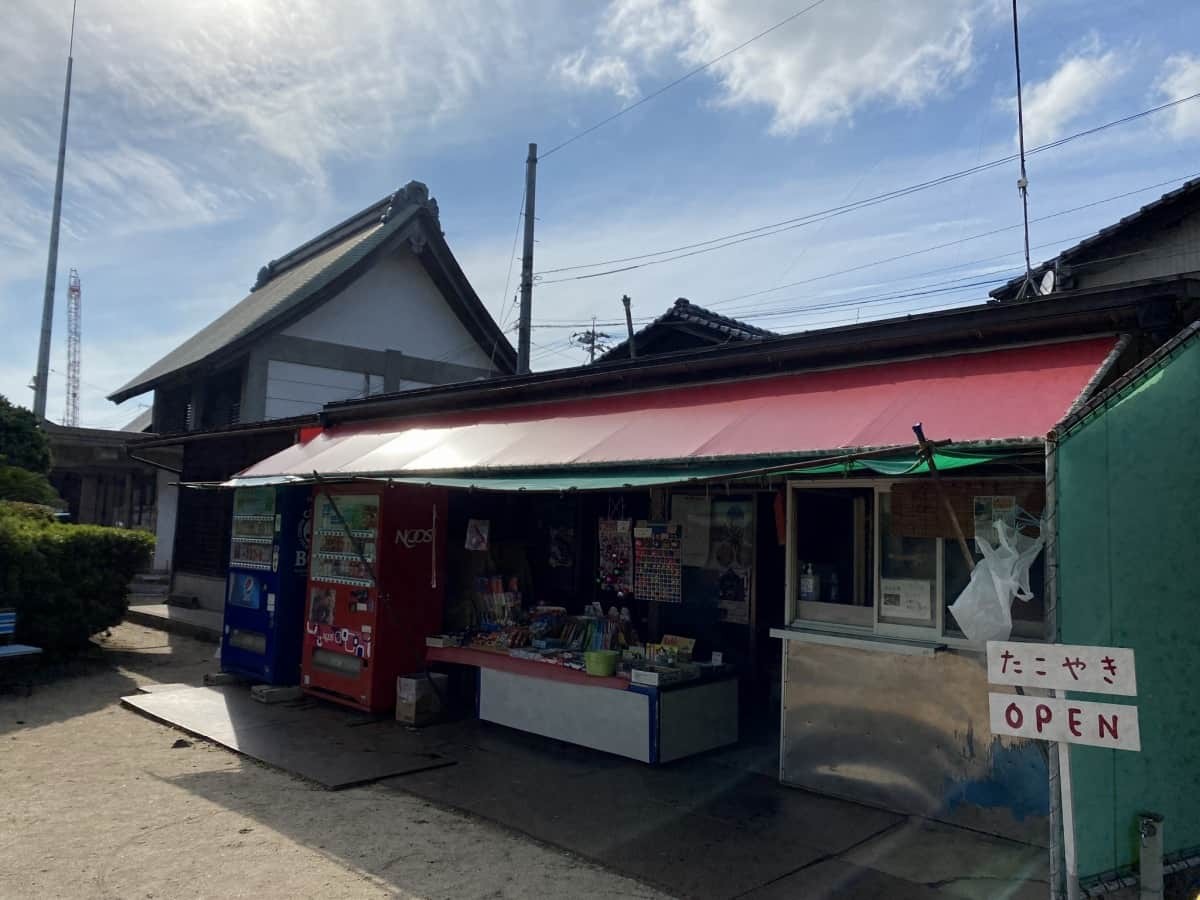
(556, 50, 640, 101)
(1155, 54, 1200, 138)
(561, 0, 996, 133)
(0, 0, 532, 256)
(1018, 42, 1125, 146)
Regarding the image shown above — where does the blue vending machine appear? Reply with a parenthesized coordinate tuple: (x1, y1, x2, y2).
(222, 485, 312, 684)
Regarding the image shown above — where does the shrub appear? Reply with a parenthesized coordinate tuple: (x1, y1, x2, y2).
(0, 465, 62, 506)
(0, 504, 154, 655)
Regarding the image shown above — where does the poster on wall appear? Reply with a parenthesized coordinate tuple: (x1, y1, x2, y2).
(880, 578, 933, 622)
(711, 499, 754, 568)
(465, 519, 490, 552)
(634, 524, 683, 604)
(548, 526, 575, 568)
(718, 566, 751, 624)
(598, 519, 633, 594)
(670, 496, 711, 567)
(711, 499, 754, 623)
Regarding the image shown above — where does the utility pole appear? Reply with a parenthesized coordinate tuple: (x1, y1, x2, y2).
(571, 318, 613, 364)
(33, 0, 78, 421)
(516, 143, 537, 374)
(621, 295, 637, 358)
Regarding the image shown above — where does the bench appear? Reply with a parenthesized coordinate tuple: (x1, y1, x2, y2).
(0, 608, 42, 695)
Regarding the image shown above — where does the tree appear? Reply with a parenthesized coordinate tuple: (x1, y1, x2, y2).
(0, 395, 51, 475)
(0, 466, 61, 506)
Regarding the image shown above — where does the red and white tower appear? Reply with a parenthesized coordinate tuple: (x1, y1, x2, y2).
(63, 268, 81, 427)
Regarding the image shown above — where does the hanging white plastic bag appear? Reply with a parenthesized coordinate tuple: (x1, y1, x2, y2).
(947, 519, 1045, 642)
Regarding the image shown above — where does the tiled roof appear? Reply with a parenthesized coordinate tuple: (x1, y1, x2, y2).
(596, 298, 776, 363)
(990, 177, 1200, 302)
(109, 182, 514, 402)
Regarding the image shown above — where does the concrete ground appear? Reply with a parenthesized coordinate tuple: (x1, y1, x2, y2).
(1, 621, 1053, 899)
(0, 623, 667, 900)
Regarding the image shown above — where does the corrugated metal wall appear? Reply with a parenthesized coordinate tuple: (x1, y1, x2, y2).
(1056, 328, 1200, 879)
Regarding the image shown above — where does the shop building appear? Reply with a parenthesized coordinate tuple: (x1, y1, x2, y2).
(218, 273, 1198, 840)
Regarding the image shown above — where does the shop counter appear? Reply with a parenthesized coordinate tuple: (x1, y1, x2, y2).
(426, 646, 738, 764)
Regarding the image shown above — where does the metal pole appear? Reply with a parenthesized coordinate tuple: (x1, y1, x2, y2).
(1044, 432, 1068, 899)
(1139, 814, 1164, 900)
(1011, 0, 1036, 300)
(912, 423, 974, 571)
(622, 294, 637, 358)
(34, 1, 78, 420)
(516, 142, 537, 374)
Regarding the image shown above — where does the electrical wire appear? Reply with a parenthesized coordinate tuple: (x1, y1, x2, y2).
(697, 172, 1200, 312)
(496, 186, 527, 333)
(529, 241, 1200, 333)
(538, 0, 831, 160)
(532, 94, 1200, 283)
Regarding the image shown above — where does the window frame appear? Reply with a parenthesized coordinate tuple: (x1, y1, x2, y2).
(785, 477, 1047, 649)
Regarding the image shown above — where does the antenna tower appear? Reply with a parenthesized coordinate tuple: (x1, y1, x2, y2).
(63, 268, 81, 427)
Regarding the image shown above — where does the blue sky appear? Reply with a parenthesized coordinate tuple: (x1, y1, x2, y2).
(2, 0, 1199, 427)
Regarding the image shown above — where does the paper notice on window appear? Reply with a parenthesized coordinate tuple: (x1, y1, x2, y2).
(671, 495, 711, 567)
(973, 495, 1017, 545)
(880, 578, 932, 622)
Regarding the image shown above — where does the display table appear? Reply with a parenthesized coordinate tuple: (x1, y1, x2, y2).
(426, 645, 738, 764)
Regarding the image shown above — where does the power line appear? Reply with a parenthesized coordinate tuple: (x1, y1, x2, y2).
(703, 171, 1200, 312)
(532, 94, 1200, 283)
(496, 187, 527, 333)
(530, 242, 1200, 334)
(531, 272, 1015, 331)
(538, 0, 831, 161)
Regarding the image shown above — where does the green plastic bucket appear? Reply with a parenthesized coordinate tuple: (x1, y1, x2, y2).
(584, 650, 619, 677)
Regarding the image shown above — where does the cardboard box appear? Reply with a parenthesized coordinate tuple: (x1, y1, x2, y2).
(396, 672, 448, 724)
(397, 672, 449, 704)
(396, 695, 441, 725)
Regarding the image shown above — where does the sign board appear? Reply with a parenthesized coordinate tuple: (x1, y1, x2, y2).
(988, 693, 1141, 751)
(987, 641, 1137, 696)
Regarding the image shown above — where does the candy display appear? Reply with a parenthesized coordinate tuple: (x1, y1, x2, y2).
(597, 519, 633, 596)
(634, 523, 683, 604)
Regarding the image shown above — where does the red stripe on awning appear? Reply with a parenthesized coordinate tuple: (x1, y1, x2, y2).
(237, 337, 1116, 479)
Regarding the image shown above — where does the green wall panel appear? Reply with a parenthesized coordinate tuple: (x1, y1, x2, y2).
(1057, 334, 1200, 879)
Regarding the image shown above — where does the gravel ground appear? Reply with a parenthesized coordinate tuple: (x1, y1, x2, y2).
(0, 622, 670, 900)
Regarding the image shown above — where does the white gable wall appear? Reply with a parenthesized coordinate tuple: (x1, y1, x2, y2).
(265, 360, 395, 420)
(282, 250, 495, 369)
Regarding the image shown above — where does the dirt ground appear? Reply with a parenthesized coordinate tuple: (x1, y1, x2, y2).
(0, 623, 669, 900)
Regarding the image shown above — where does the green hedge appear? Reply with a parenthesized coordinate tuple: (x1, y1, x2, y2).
(0, 502, 154, 655)
(0, 465, 62, 506)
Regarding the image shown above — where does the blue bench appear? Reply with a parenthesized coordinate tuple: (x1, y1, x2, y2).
(0, 608, 42, 695)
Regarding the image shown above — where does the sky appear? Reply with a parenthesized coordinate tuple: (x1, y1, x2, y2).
(2, 0, 1199, 428)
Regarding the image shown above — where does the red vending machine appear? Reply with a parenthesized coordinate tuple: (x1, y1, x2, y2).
(301, 483, 447, 713)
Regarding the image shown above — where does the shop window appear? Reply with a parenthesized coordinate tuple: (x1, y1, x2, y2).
(789, 487, 873, 627)
(788, 479, 1048, 643)
(877, 493, 937, 629)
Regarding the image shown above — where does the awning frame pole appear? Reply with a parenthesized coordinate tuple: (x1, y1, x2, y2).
(913, 423, 975, 572)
